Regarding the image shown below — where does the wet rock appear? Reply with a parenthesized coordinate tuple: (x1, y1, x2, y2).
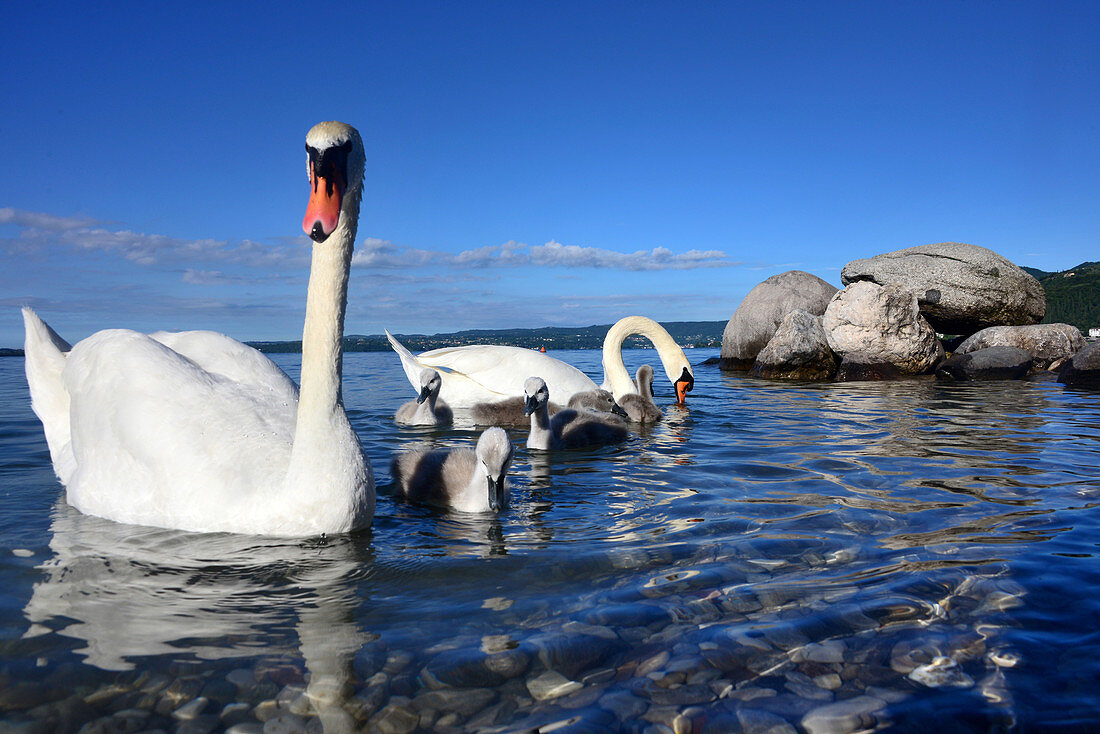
(907, 656, 974, 688)
(412, 687, 497, 717)
(483, 647, 531, 680)
(583, 603, 669, 628)
(345, 683, 388, 722)
(219, 702, 252, 727)
(721, 270, 839, 370)
(0, 681, 67, 713)
(834, 353, 901, 381)
(727, 686, 779, 702)
(824, 281, 944, 375)
(1059, 341, 1100, 387)
(172, 697, 210, 721)
(840, 242, 1045, 334)
(353, 644, 388, 680)
(793, 640, 846, 664)
(800, 695, 887, 734)
(79, 708, 152, 734)
(226, 669, 256, 691)
(736, 708, 799, 734)
(421, 647, 506, 689)
(366, 697, 419, 734)
(176, 714, 220, 734)
(526, 670, 582, 701)
(597, 690, 647, 720)
(889, 640, 938, 674)
(954, 323, 1084, 370)
(225, 723, 265, 734)
(634, 679, 716, 706)
(936, 346, 1032, 380)
(251, 700, 282, 723)
(783, 672, 833, 701)
(530, 632, 622, 679)
(749, 310, 837, 381)
(154, 677, 204, 716)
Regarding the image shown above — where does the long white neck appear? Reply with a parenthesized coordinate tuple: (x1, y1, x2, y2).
(527, 403, 557, 450)
(601, 316, 688, 400)
(288, 191, 362, 485)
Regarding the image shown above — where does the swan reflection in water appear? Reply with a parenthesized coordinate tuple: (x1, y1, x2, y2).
(23, 499, 372, 732)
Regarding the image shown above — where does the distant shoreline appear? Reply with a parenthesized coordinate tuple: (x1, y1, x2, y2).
(0, 320, 727, 357)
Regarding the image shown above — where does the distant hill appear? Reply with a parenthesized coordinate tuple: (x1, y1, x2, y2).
(1024, 261, 1100, 333)
(250, 321, 727, 354)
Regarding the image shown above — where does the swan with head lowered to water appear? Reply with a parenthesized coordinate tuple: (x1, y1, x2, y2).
(21, 121, 375, 536)
(385, 315, 695, 409)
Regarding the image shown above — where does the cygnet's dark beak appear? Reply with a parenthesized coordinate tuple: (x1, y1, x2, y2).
(523, 395, 538, 416)
(611, 402, 628, 418)
(486, 476, 503, 512)
(416, 385, 432, 404)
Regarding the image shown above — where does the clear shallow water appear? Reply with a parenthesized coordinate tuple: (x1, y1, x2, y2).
(1, 347, 1098, 732)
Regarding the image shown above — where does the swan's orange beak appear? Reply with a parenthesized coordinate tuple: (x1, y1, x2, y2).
(303, 160, 344, 242)
(674, 369, 694, 405)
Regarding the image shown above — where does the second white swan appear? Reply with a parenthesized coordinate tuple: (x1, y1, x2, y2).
(386, 315, 695, 409)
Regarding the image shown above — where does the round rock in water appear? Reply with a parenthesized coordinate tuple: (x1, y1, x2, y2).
(823, 281, 944, 375)
(749, 309, 837, 381)
(721, 271, 838, 370)
(1058, 341, 1100, 387)
(955, 323, 1085, 370)
(840, 242, 1045, 335)
(935, 346, 1033, 381)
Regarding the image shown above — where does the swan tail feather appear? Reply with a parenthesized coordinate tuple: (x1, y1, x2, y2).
(385, 329, 428, 393)
(21, 307, 76, 483)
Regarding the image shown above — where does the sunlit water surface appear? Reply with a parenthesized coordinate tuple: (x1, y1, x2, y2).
(1, 348, 1098, 732)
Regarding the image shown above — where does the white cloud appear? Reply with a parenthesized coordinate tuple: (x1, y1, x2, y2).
(353, 237, 735, 272)
(4, 206, 737, 275)
(0, 207, 99, 230)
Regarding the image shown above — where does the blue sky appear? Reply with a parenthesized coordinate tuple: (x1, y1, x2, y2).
(2, 1, 1097, 347)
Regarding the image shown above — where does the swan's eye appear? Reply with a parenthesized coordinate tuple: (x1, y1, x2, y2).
(306, 141, 353, 195)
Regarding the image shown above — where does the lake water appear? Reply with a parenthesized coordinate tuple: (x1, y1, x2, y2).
(1, 347, 1099, 733)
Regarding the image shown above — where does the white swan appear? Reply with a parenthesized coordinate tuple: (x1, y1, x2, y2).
(385, 315, 694, 408)
(391, 427, 514, 512)
(394, 368, 453, 426)
(523, 377, 628, 451)
(21, 121, 375, 536)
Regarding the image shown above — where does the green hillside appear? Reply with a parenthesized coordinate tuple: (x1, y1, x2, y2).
(1024, 261, 1100, 333)
(247, 320, 728, 354)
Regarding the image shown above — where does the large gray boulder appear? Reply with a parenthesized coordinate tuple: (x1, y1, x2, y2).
(935, 346, 1033, 381)
(748, 309, 836, 381)
(823, 281, 944, 375)
(720, 270, 838, 370)
(840, 242, 1045, 335)
(954, 323, 1085, 371)
(1058, 342, 1100, 388)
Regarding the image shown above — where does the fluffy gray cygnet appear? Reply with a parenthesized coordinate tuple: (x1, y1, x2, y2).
(618, 364, 662, 423)
(395, 368, 453, 426)
(390, 427, 513, 512)
(523, 377, 628, 450)
(471, 388, 626, 427)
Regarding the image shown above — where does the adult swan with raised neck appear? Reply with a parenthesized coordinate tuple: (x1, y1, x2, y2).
(21, 121, 375, 536)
